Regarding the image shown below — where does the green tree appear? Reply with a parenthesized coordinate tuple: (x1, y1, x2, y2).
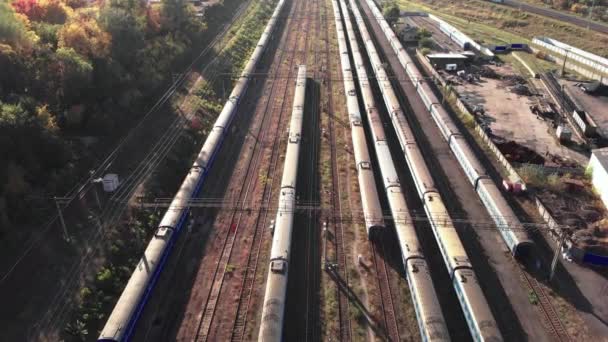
(0, 2, 38, 49)
(419, 37, 433, 49)
(99, 4, 145, 67)
(55, 47, 93, 104)
(383, 2, 400, 27)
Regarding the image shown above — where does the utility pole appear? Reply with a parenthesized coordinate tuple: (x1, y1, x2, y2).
(549, 230, 569, 281)
(54, 196, 70, 242)
(560, 49, 570, 77)
(92, 176, 104, 211)
(588, 0, 597, 30)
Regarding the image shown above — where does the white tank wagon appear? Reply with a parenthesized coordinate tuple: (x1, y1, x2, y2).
(258, 65, 306, 342)
(332, 1, 384, 239)
(336, 0, 450, 340)
(348, 0, 503, 340)
(362, 0, 533, 259)
(97, 0, 287, 340)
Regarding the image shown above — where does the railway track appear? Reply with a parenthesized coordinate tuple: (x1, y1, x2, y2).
(324, 0, 352, 339)
(408, 16, 461, 52)
(518, 267, 571, 342)
(370, 238, 401, 342)
(303, 0, 322, 340)
(26, 0, 259, 337)
(190, 1, 310, 340)
(230, 0, 316, 340)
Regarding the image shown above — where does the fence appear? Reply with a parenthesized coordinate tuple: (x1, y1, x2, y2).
(417, 50, 525, 186)
(417, 49, 608, 265)
(532, 37, 608, 85)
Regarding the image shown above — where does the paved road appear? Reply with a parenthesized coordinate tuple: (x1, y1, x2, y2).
(502, 0, 608, 35)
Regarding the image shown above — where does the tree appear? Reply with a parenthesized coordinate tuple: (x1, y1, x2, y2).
(383, 2, 400, 27)
(55, 47, 93, 104)
(0, 2, 38, 49)
(419, 37, 433, 49)
(99, 5, 145, 66)
(58, 18, 111, 59)
(11, 0, 42, 18)
(0, 44, 26, 94)
(570, 3, 588, 13)
(37, 0, 73, 24)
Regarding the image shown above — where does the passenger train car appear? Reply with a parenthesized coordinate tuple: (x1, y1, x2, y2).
(258, 65, 306, 342)
(98, 0, 287, 340)
(336, 1, 450, 340)
(362, 0, 533, 258)
(334, 0, 385, 239)
(349, 0, 503, 340)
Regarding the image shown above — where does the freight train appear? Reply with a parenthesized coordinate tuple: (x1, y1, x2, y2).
(350, 0, 504, 339)
(363, 0, 533, 258)
(258, 65, 306, 342)
(336, 0, 451, 340)
(97, 0, 287, 340)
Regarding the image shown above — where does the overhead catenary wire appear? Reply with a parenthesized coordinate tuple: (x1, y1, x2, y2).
(0, 0, 257, 288)
(21, 0, 263, 337)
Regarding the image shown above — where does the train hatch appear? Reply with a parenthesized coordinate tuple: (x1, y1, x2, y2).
(270, 260, 287, 274)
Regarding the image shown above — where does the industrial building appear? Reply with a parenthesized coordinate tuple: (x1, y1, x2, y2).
(426, 53, 469, 70)
(589, 147, 608, 209)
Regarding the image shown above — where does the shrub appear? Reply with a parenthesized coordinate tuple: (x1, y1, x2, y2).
(419, 37, 433, 49)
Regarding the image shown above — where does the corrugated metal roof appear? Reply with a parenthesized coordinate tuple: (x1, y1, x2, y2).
(427, 53, 468, 59)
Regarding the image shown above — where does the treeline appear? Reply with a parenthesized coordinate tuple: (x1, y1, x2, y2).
(541, 0, 608, 22)
(0, 0, 228, 232)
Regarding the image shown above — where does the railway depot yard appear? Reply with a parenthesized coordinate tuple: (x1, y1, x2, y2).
(4, 0, 608, 341)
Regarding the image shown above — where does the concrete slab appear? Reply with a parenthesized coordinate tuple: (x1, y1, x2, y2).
(454, 63, 588, 166)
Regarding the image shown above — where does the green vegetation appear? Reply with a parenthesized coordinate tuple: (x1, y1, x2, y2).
(61, 0, 279, 338)
(395, 0, 608, 56)
(65, 209, 161, 340)
(383, 1, 401, 26)
(529, 289, 539, 305)
(516, 164, 574, 191)
(0, 0, 212, 233)
(523, 0, 608, 23)
(418, 36, 433, 49)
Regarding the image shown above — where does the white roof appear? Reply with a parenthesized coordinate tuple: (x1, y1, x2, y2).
(427, 53, 468, 59)
(591, 147, 608, 171)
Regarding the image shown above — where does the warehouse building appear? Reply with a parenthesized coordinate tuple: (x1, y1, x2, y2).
(589, 147, 608, 209)
(426, 53, 469, 70)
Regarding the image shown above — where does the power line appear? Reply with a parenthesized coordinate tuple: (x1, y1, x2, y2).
(134, 197, 568, 234)
(21, 0, 259, 336)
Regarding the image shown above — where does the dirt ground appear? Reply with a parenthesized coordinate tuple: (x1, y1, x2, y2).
(453, 63, 588, 165)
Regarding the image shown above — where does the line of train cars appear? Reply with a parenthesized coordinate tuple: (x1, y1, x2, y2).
(364, 0, 533, 258)
(334, 0, 385, 239)
(258, 65, 306, 342)
(336, 0, 451, 340)
(350, 0, 505, 340)
(97, 0, 287, 340)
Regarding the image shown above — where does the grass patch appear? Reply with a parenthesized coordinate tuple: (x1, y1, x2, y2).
(395, 0, 608, 56)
